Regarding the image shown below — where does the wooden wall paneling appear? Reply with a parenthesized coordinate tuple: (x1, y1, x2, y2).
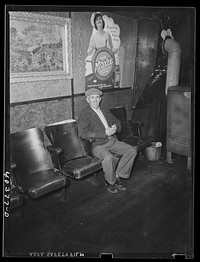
(101, 89, 133, 119)
(132, 106, 150, 139)
(134, 18, 160, 90)
(147, 99, 161, 139)
(108, 13, 138, 88)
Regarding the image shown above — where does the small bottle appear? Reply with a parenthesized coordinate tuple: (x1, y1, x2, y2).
(114, 65, 120, 88)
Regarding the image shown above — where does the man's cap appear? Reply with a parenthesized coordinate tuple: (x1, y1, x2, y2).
(85, 87, 103, 96)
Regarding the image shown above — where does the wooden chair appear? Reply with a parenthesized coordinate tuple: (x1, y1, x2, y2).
(109, 106, 152, 151)
(10, 128, 68, 200)
(44, 120, 102, 181)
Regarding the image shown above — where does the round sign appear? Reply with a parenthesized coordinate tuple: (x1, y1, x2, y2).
(92, 47, 115, 81)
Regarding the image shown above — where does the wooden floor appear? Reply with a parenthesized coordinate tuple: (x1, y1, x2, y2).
(4, 148, 194, 259)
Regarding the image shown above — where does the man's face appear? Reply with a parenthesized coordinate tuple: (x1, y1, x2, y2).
(86, 94, 101, 110)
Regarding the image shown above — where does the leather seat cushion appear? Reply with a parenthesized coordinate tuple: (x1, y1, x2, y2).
(62, 156, 102, 179)
(19, 169, 67, 199)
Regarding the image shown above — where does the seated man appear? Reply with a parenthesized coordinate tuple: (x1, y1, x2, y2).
(78, 87, 137, 193)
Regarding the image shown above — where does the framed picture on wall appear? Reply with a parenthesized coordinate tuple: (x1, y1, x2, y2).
(9, 12, 73, 83)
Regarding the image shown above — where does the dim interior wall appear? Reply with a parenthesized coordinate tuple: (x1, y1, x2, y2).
(10, 80, 72, 104)
(132, 17, 164, 140)
(9, 12, 73, 134)
(71, 12, 138, 93)
(175, 11, 194, 86)
(113, 13, 137, 88)
(133, 18, 160, 105)
(9, 99, 73, 144)
(10, 98, 72, 133)
(101, 89, 133, 120)
(10, 11, 137, 134)
(132, 106, 150, 138)
(132, 10, 194, 142)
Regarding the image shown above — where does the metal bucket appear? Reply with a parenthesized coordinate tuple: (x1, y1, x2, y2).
(145, 142, 162, 161)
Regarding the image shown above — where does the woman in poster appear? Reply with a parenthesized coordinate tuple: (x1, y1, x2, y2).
(87, 12, 117, 55)
(85, 12, 120, 89)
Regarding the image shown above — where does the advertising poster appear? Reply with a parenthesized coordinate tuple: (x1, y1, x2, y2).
(85, 12, 122, 90)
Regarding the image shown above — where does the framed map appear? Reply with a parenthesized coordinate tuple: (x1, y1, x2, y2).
(9, 12, 73, 82)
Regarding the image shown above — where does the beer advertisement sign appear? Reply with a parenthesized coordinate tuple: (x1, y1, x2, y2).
(85, 13, 122, 90)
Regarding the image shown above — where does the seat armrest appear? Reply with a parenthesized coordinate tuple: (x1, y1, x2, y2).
(10, 162, 21, 191)
(46, 145, 62, 154)
(128, 120, 143, 143)
(81, 138, 95, 157)
(129, 120, 142, 125)
(46, 145, 63, 171)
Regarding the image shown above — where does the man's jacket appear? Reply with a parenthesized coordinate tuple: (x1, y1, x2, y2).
(78, 105, 122, 148)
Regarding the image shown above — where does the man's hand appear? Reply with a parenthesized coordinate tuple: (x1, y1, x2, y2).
(105, 125, 117, 137)
(111, 124, 117, 133)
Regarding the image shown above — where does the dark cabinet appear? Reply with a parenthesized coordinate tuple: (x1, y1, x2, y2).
(166, 86, 191, 169)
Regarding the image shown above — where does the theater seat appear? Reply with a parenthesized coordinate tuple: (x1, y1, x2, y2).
(44, 120, 102, 180)
(10, 128, 68, 200)
(109, 106, 152, 151)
